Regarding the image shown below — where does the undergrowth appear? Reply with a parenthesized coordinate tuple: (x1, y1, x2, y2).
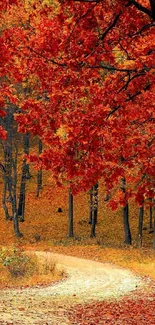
(0, 247, 66, 288)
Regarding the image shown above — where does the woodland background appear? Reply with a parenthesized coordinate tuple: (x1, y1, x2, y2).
(0, 0, 155, 281)
(0, 2, 155, 324)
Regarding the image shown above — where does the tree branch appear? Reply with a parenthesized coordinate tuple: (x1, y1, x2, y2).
(27, 46, 66, 67)
(150, 0, 155, 18)
(100, 13, 121, 40)
(129, 0, 153, 19)
(88, 64, 137, 73)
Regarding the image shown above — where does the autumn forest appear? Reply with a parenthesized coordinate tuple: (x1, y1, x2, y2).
(0, 0, 155, 324)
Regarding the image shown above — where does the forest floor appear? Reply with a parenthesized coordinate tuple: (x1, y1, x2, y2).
(0, 172, 155, 323)
(0, 250, 154, 325)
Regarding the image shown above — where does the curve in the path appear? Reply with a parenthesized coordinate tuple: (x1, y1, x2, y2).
(0, 251, 144, 325)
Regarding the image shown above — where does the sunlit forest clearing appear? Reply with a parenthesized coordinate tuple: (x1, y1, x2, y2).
(0, 163, 155, 284)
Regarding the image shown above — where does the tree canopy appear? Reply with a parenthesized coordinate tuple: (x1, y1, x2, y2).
(0, 0, 155, 207)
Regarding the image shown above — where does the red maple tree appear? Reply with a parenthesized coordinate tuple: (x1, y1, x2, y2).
(1, 0, 155, 206)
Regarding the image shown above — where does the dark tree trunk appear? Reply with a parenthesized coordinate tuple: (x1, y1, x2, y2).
(23, 133, 31, 178)
(36, 139, 43, 198)
(17, 160, 27, 221)
(14, 211, 23, 237)
(121, 177, 132, 245)
(90, 208, 96, 238)
(2, 177, 10, 220)
(123, 203, 132, 245)
(138, 206, 144, 247)
(68, 188, 74, 237)
(12, 144, 23, 237)
(2, 110, 13, 220)
(1, 107, 23, 236)
(90, 183, 98, 238)
(18, 134, 30, 221)
(89, 187, 93, 224)
(150, 0, 155, 18)
(94, 183, 98, 223)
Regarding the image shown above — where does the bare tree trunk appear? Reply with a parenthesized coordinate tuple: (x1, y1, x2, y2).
(89, 187, 93, 224)
(17, 134, 30, 221)
(24, 133, 31, 178)
(90, 183, 98, 238)
(90, 207, 96, 238)
(2, 108, 23, 236)
(12, 146, 23, 237)
(150, 0, 155, 18)
(2, 110, 13, 220)
(17, 159, 27, 222)
(2, 177, 10, 220)
(123, 203, 132, 245)
(68, 188, 74, 237)
(121, 177, 132, 245)
(36, 139, 43, 197)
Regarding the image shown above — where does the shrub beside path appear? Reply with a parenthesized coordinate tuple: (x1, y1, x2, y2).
(0, 251, 148, 324)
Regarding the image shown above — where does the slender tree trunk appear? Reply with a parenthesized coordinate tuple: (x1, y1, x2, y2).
(12, 144, 22, 236)
(94, 183, 98, 223)
(121, 177, 132, 245)
(68, 188, 74, 237)
(17, 160, 27, 221)
(138, 206, 144, 248)
(12, 145, 22, 237)
(90, 207, 96, 238)
(24, 133, 31, 178)
(123, 203, 132, 245)
(2, 107, 23, 236)
(150, 0, 155, 18)
(36, 139, 43, 197)
(90, 183, 98, 238)
(2, 177, 10, 220)
(2, 110, 13, 219)
(89, 187, 93, 224)
(18, 134, 30, 221)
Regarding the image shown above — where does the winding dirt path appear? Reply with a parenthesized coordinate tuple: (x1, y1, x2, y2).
(0, 251, 144, 325)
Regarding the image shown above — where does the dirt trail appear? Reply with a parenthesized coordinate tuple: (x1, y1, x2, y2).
(0, 251, 144, 325)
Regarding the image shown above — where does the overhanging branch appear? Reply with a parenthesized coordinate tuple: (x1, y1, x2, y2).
(129, 0, 153, 19)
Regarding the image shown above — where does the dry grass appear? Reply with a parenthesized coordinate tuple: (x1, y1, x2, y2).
(0, 247, 65, 289)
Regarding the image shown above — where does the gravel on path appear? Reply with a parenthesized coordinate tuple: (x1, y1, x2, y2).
(0, 251, 145, 325)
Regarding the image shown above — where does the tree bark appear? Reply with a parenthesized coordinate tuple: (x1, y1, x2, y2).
(90, 183, 98, 238)
(17, 159, 27, 221)
(3, 107, 22, 236)
(68, 188, 74, 237)
(150, 0, 155, 18)
(89, 187, 93, 224)
(90, 207, 96, 238)
(123, 203, 132, 245)
(18, 134, 30, 221)
(2, 110, 13, 220)
(12, 144, 23, 237)
(121, 177, 132, 245)
(23, 133, 31, 178)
